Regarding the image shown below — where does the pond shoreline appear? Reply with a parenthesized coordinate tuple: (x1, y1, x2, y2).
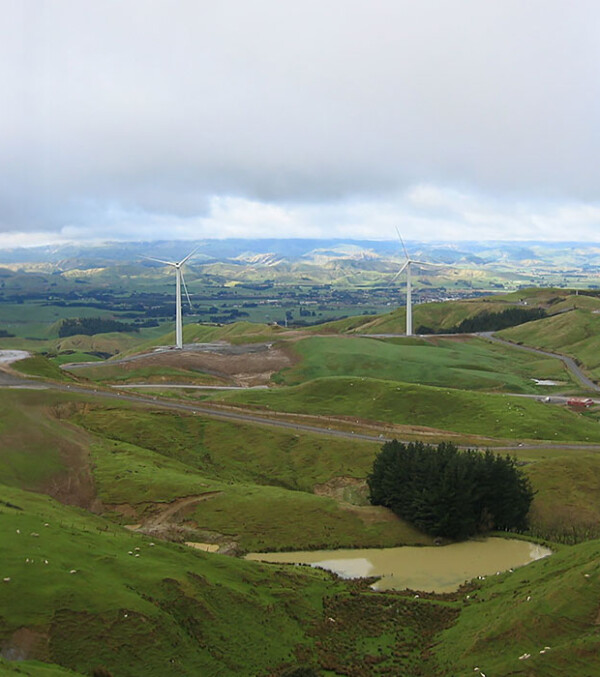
(246, 537, 552, 593)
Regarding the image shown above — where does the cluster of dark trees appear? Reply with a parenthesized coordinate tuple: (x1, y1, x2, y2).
(416, 306, 547, 335)
(0, 329, 15, 337)
(368, 441, 534, 540)
(58, 317, 138, 337)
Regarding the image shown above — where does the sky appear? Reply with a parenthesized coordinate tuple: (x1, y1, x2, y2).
(2, 0, 600, 246)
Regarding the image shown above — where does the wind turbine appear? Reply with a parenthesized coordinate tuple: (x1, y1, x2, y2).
(142, 247, 198, 349)
(390, 230, 449, 336)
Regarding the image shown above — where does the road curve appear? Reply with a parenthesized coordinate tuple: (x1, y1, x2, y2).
(477, 332, 600, 393)
(362, 332, 600, 393)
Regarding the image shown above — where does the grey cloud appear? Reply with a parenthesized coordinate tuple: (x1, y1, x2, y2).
(1, 0, 600, 236)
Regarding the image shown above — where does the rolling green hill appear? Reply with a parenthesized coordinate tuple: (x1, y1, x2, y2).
(0, 483, 346, 676)
(209, 376, 600, 443)
(500, 308, 600, 381)
(276, 334, 573, 392)
(4, 285, 600, 675)
(435, 537, 600, 676)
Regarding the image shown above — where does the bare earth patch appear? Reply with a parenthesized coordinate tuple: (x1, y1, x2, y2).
(1, 627, 49, 662)
(314, 476, 369, 505)
(106, 492, 239, 554)
(71, 342, 296, 386)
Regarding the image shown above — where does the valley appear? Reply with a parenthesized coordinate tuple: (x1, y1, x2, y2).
(3, 250, 600, 675)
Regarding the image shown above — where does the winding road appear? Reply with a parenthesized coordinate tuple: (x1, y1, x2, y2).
(2, 339, 600, 452)
(477, 331, 600, 392)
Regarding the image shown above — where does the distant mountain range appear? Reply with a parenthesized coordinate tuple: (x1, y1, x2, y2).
(1, 239, 599, 273)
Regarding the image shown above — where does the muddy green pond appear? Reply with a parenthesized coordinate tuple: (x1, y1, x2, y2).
(246, 538, 552, 593)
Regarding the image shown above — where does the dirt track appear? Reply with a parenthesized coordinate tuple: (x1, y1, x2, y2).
(144, 492, 223, 528)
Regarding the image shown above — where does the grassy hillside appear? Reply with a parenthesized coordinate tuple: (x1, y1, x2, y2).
(7, 478, 600, 676)
(500, 308, 600, 381)
(11, 355, 76, 383)
(316, 296, 520, 335)
(0, 389, 88, 495)
(5, 286, 600, 675)
(73, 407, 378, 491)
(276, 335, 573, 392)
(315, 288, 589, 336)
(521, 450, 600, 543)
(209, 376, 600, 442)
(70, 362, 226, 386)
(435, 537, 600, 676)
(0, 482, 461, 676)
(0, 483, 333, 676)
(71, 405, 430, 551)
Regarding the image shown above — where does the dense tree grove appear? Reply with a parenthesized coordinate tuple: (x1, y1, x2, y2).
(368, 441, 534, 539)
(58, 317, 138, 337)
(416, 306, 547, 335)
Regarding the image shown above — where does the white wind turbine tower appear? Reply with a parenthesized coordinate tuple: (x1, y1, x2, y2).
(142, 247, 198, 349)
(390, 229, 449, 336)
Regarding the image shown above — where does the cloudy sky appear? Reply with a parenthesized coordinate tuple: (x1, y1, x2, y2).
(2, 0, 599, 245)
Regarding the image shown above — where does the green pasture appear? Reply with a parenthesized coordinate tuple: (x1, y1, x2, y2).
(89, 437, 224, 506)
(521, 450, 600, 543)
(317, 296, 518, 335)
(74, 406, 429, 550)
(12, 355, 75, 382)
(70, 363, 225, 385)
(0, 483, 339, 676)
(501, 308, 600, 379)
(0, 390, 83, 490)
(435, 537, 600, 676)
(277, 334, 574, 392)
(50, 351, 104, 366)
(316, 287, 587, 336)
(209, 376, 600, 442)
(74, 407, 378, 490)
(189, 482, 432, 552)
(0, 659, 84, 676)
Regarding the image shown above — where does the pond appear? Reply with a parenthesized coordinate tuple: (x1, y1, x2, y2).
(246, 538, 552, 593)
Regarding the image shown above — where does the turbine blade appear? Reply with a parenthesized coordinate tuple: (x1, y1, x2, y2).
(181, 271, 193, 310)
(141, 255, 177, 266)
(388, 260, 409, 286)
(395, 226, 409, 260)
(411, 260, 454, 268)
(178, 245, 200, 266)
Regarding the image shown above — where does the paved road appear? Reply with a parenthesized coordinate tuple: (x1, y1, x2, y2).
(111, 384, 269, 390)
(2, 367, 600, 452)
(477, 332, 600, 393)
(3, 349, 600, 452)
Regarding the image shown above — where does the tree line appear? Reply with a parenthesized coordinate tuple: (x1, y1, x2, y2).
(368, 441, 534, 540)
(416, 306, 547, 335)
(58, 317, 139, 337)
